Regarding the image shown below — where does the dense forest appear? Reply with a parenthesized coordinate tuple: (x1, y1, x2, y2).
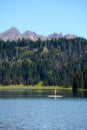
(0, 37, 87, 90)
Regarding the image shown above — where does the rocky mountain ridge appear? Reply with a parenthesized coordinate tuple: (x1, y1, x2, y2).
(0, 27, 76, 41)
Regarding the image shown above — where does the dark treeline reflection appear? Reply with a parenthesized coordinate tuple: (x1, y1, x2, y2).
(0, 90, 87, 98)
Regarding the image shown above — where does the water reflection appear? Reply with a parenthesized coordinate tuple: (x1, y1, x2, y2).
(0, 89, 87, 98)
(73, 91, 87, 98)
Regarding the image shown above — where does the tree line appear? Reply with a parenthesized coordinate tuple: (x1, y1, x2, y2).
(0, 37, 87, 90)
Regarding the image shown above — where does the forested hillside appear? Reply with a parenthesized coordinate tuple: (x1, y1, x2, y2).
(0, 38, 87, 90)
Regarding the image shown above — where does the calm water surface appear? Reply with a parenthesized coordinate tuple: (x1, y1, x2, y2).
(0, 97, 87, 130)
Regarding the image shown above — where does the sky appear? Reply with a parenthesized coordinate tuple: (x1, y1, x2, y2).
(0, 0, 87, 38)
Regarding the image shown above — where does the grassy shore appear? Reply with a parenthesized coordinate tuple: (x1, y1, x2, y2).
(0, 84, 72, 91)
(0, 85, 87, 92)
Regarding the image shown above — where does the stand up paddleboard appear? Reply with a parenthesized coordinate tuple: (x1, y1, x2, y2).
(48, 95, 63, 98)
(48, 89, 63, 98)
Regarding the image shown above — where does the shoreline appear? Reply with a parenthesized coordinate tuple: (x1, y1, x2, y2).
(0, 85, 87, 92)
(0, 85, 71, 91)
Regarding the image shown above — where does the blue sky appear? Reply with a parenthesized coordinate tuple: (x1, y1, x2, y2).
(0, 0, 87, 38)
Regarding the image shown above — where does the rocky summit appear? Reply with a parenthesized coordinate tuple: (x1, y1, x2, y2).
(0, 27, 76, 41)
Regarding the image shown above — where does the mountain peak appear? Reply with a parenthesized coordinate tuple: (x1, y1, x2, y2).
(0, 27, 21, 41)
(22, 31, 38, 40)
(48, 32, 63, 40)
(64, 34, 76, 39)
(7, 27, 20, 34)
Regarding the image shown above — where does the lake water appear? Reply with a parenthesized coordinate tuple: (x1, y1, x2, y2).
(0, 97, 87, 130)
